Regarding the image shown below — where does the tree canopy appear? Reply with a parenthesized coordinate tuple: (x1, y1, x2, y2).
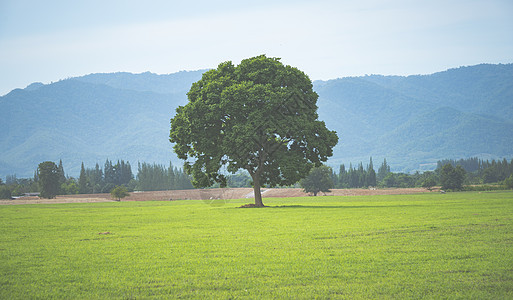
(110, 185, 130, 201)
(170, 55, 338, 206)
(440, 163, 466, 191)
(300, 165, 334, 196)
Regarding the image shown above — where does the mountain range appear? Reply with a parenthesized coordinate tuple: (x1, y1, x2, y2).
(1, 64, 512, 179)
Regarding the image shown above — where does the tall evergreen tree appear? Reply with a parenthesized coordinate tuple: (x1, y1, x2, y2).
(357, 162, 366, 187)
(78, 162, 89, 194)
(57, 159, 66, 187)
(104, 159, 115, 185)
(377, 158, 391, 182)
(38, 161, 60, 199)
(338, 164, 347, 188)
(367, 157, 377, 187)
(168, 162, 176, 190)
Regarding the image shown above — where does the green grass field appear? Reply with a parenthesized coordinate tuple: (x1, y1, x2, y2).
(1, 191, 512, 299)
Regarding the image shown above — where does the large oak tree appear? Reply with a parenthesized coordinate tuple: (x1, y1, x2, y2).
(170, 55, 338, 206)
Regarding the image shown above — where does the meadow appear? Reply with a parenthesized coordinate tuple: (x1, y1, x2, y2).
(1, 191, 512, 299)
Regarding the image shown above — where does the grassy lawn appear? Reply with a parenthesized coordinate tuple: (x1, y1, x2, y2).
(1, 191, 512, 299)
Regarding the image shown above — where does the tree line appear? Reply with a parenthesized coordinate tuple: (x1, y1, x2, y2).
(330, 157, 513, 190)
(437, 157, 513, 184)
(2, 156, 512, 199)
(0, 159, 194, 199)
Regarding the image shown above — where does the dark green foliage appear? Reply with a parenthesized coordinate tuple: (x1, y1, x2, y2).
(2, 176, 39, 197)
(336, 158, 377, 188)
(367, 158, 377, 187)
(60, 177, 79, 195)
(78, 163, 88, 194)
(110, 185, 129, 201)
(377, 158, 391, 182)
(71, 160, 134, 194)
(333, 157, 512, 190)
(437, 157, 484, 173)
(103, 159, 133, 187)
(170, 55, 338, 206)
(37, 161, 60, 199)
(0, 186, 11, 199)
(382, 173, 416, 188)
(135, 162, 192, 191)
(4, 159, 193, 197)
(440, 164, 466, 191)
(503, 175, 513, 189)
(87, 163, 104, 193)
(102, 183, 116, 194)
(57, 159, 66, 188)
(437, 157, 513, 185)
(300, 165, 334, 196)
(421, 176, 437, 190)
(53, 160, 191, 193)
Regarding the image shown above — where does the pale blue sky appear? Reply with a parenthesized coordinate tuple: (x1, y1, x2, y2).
(1, 0, 512, 95)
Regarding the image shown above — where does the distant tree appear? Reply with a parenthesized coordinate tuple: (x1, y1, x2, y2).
(136, 162, 178, 191)
(357, 162, 366, 187)
(38, 161, 60, 199)
(167, 162, 176, 189)
(440, 164, 465, 191)
(338, 164, 347, 188)
(170, 55, 338, 206)
(88, 163, 103, 193)
(78, 162, 89, 194)
(117, 160, 134, 186)
(300, 165, 334, 196)
(104, 159, 115, 186)
(482, 167, 499, 184)
(503, 175, 513, 189)
(102, 183, 116, 194)
(102, 159, 133, 187)
(382, 173, 396, 188)
(421, 176, 437, 191)
(110, 185, 129, 201)
(57, 159, 66, 186)
(377, 158, 391, 182)
(61, 178, 79, 195)
(367, 157, 377, 187)
(0, 186, 11, 199)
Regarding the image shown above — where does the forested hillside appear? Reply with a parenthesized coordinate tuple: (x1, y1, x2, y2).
(1, 64, 512, 179)
(0, 71, 204, 178)
(315, 63, 513, 170)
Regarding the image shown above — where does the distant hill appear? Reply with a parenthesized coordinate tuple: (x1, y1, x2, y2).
(314, 63, 513, 171)
(0, 70, 204, 178)
(1, 64, 512, 178)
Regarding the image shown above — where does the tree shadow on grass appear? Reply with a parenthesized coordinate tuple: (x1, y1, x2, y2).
(270, 204, 422, 209)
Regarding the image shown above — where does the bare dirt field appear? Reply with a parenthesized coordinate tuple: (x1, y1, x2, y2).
(1, 187, 433, 205)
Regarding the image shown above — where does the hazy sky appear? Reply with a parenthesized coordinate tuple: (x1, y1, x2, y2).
(1, 0, 512, 95)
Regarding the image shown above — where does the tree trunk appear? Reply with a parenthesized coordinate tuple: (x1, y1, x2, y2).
(251, 174, 265, 207)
